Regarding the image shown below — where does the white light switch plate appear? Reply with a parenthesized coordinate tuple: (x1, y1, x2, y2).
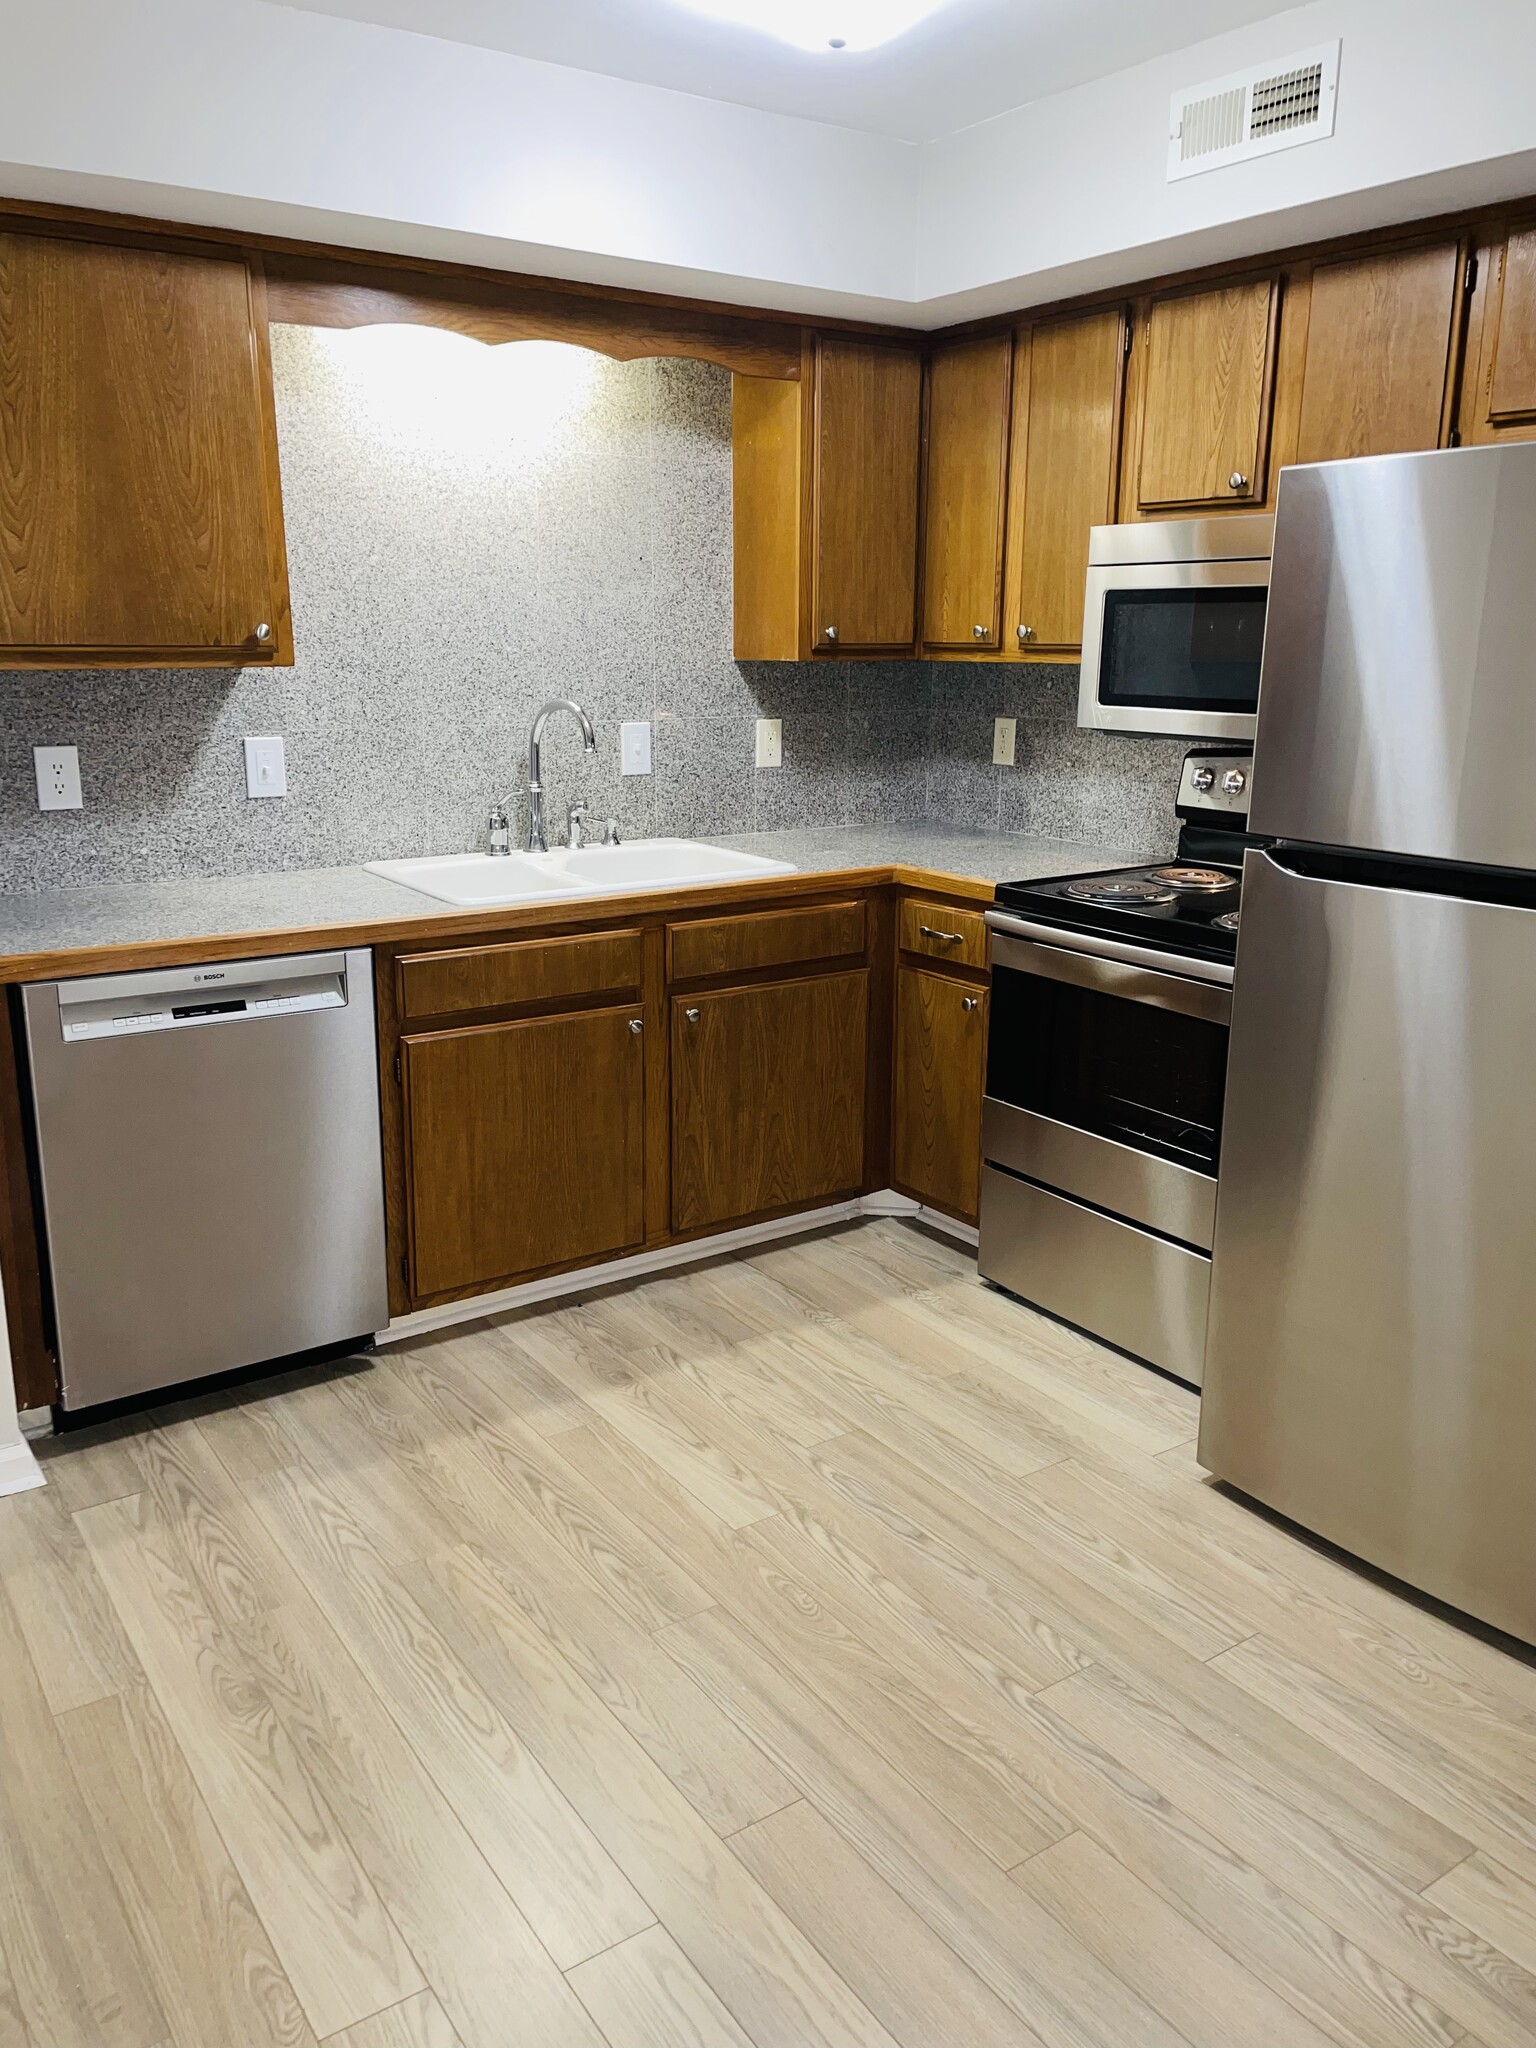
(755, 718, 783, 769)
(34, 746, 82, 811)
(244, 736, 287, 799)
(620, 721, 652, 776)
(992, 717, 1017, 767)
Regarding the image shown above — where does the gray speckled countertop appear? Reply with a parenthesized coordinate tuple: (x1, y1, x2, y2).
(0, 825, 1139, 978)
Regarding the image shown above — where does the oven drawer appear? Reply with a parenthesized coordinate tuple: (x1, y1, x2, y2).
(981, 1097, 1217, 1250)
(977, 1165, 1210, 1386)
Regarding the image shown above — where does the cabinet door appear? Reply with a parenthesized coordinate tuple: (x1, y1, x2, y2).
(1136, 279, 1278, 511)
(921, 333, 1012, 650)
(893, 967, 987, 1222)
(1292, 242, 1462, 464)
(1004, 308, 1126, 654)
(1471, 222, 1536, 443)
(0, 233, 287, 663)
(812, 338, 922, 652)
(672, 971, 868, 1233)
(403, 1005, 645, 1299)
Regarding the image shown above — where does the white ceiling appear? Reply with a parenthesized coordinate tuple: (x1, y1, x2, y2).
(278, 0, 1300, 142)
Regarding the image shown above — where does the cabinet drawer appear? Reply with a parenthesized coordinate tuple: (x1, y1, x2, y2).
(898, 898, 987, 970)
(668, 901, 866, 982)
(397, 929, 643, 1020)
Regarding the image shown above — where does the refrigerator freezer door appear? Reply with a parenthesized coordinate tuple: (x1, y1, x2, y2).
(1252, 442, 1536, 868)
(1201, 851, 1536, 1645)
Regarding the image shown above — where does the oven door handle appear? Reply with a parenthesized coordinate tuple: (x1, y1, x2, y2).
(985, 910, 1233, 1024)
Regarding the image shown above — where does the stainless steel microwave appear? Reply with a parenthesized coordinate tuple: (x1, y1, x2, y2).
(1078, 515, 1273, 743)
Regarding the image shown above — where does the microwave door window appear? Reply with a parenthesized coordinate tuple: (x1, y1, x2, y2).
(1099, 587, 1266, 716)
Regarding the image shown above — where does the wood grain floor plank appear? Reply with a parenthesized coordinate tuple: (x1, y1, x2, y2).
(75, 1492, 424, 2040)
(447, 1319, 596, 1437)
(1044, 1662, 1536, 2048)
(0, 1936, 32, 2048)
(555, 1413, 1071, 1866)
(0, 1482, 139, 1713)
(359, 1363, 796, 1835)
(425, 1543, 903, 2048)
(378, 1346, 712, 1631)
(244, 1593, 605, 2048)
(1214, 1634, 1536, 1889)
(322, 1988, 464, 2048)
(732, 1798, 1046, 2048)
(0, 1576, 166, 2048)
(128, 1415, 307, 1628)
(1013, 1830, 1340, 2048)
(565, 1926, 757, 2048)
(58, 1679, 318, 2048)
(249, 1462, 656, 1970)
(1425, 1856, 1536, 1978)
(34, 1419, 149, 1514)
(658, 1605, 1195, 2048)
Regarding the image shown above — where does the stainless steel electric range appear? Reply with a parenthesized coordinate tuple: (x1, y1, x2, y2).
(977, 748, 1259, 1386)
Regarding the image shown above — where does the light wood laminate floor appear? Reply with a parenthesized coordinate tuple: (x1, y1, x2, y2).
(5, 1217, 1536, 2048)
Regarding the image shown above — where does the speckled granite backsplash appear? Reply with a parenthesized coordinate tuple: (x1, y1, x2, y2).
(0, 327, 1181, 891)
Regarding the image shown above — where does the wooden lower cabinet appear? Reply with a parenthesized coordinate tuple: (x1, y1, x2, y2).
(892, 966, 987, 1223)
(671, 971, 868, 1233)
(402, 1004, 646, 1299)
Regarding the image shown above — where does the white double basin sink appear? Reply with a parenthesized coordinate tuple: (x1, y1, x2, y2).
(367, 838, 796, 908)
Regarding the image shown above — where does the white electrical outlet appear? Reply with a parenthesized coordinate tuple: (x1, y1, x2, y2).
(244, 736, 287, 799)
(620, 721, 652, 776)
(755, 718, 783, 769)
(34, 746, 82, 812)
(992, 717, 1018, 768)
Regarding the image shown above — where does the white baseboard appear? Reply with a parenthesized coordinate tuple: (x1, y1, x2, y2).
(377, 1191, 973, 1348)
(18, 1407, 52, 1440)
(0, 1436, 45, 1497)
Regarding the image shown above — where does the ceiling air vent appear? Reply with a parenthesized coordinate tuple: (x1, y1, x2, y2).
(1168, 40, 1340, 181)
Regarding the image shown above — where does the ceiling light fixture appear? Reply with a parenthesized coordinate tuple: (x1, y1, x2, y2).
(672, 1, 956, 55)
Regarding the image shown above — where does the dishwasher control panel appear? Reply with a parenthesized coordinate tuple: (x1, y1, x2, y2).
(52, 953, 350, 1042)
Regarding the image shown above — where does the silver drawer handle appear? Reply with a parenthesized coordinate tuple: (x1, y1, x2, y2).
(919, 925, 963, 943)
(684, 1007, 700, 1022)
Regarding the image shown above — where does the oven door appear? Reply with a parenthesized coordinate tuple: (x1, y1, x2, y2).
(1079, 558, 1269, 743)
(979, 914, 1232, 1383)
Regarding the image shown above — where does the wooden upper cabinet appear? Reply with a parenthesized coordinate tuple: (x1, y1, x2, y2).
(732, 334, 920, 660)
(1469, 222, 1536, 443)
(1133, 279, 1279, 513)
(1004, 308, 1126, 654)
(921, 333, 1013, 650)
(1289, 241, 1464, 466)
(0, 231, 290, 667)
(812, 337, 923, 652)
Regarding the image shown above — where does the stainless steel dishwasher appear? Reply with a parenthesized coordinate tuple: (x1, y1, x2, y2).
(23, 948, 389, 1413)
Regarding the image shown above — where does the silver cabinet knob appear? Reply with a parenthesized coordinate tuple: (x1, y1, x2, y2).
(1228, 472, 1250, 493)
(1017, 624, 1034, 643)
(961, 996, 979, 1013)
(1222, 768, 1248, 796)
(1191, 766, 1216, 792)
(684, 1007, 700, 1023)
(823, 625, 839, 644)
(628, 1018, 643, 1035)
(253, 623, 272, 643)
(973, 624, 988, 641)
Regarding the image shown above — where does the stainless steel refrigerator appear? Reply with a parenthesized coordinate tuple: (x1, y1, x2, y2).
(1200, 441, 1536, 1647)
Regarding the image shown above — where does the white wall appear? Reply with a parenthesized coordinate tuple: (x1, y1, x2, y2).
(918, 0, 1536, 320)
(2, 0, 1536, 323)
(0, 0, 919, 318)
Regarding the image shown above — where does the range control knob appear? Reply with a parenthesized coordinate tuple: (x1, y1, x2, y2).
(1190, 765, 1216, 793)
(1222, 767, 1248, 796)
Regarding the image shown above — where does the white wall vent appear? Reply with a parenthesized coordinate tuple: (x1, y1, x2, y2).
(1168, 40, 1340, 181)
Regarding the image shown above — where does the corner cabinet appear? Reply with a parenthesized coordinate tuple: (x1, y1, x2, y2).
(0, 230, 291, 667)
(733, 335, 922, 660)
